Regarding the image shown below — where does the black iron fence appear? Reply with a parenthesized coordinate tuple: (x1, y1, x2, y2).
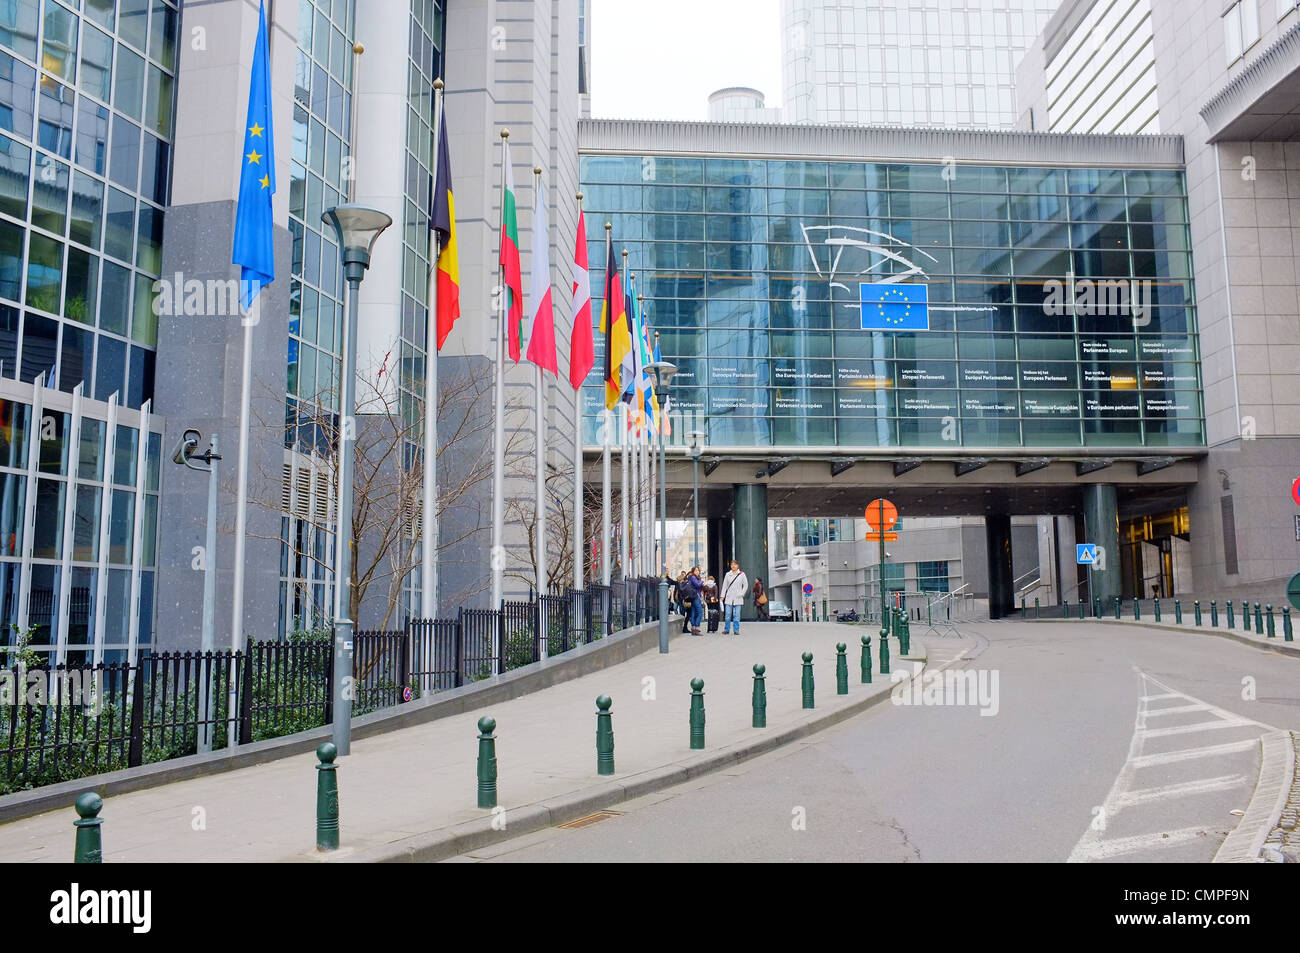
(0, 578, 661, 795)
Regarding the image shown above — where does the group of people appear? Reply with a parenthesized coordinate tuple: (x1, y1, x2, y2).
(665, 561, 770, 635)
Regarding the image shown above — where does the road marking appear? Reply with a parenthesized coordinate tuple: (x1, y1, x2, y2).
(1114, 774, 1248, 808)
(1072, 826, 1211, 861)
(1067, 669, 1276, 863)
(1139, 719, 1256, 739)
(1142, 703, 1210, 717)
(1129, 739, 1259, 768)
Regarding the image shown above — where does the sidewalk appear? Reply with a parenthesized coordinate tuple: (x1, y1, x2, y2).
(0, 622, 919, 863)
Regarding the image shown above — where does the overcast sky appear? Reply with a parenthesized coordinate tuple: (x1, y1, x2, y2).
(589, 0, 782, 121)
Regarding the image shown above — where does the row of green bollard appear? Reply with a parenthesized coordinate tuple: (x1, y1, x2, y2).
(70, 627, 914, 858)
(1122, 594, 1292, 643)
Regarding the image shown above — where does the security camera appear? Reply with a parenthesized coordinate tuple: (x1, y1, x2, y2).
(172, 429, 201, 467)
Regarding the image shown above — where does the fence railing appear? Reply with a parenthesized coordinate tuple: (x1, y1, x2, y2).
(0, 578, 661, 795)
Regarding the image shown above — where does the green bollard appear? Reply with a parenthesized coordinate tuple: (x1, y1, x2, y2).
(1255, 603, 1263, 635)
(902, 614, 911, 656)
(73, 792, 104, 863)
(315, 741, 339, 851)
(1133, 598, 1140, 621)
(1266, 605, 1276, 638)
(861, 634, 872, 684)
(1211, 601, 1218, 627)
(1174, 599, 1182, 624)
(1243, 601, 1251, 632)
(596, 695, 614, 776)
(689, 678, 706, 749)
(801, 651, 815, 709)
(1035, 597, 1040, 619)
(836, 642, 848, 695)
(879, 628, 890, 676)
(1226, 600, 1234, 629)
(476, 716, 498, 809)
(1194, 600, 1202, 626)
(1153, 597, 1161, 622)
(752, 665, 766, 728)
(1078, 598, 1084, 620)
(1094, 596, 1101, 619)
(1113, 596, 1121, 620)
(1284, 607, 1293, 642)
(1021, 596, 1026, 615)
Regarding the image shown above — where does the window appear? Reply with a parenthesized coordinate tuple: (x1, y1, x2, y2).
(918, 560, 950, 593)
(1225, 1, 1260, 63)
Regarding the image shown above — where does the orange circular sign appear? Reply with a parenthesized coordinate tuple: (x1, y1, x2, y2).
(865, 499, 898, 533)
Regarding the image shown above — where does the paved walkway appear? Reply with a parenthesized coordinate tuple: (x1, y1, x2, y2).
(0, 622, 912, 863)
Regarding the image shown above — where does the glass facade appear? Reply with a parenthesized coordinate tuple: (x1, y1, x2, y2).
(0, 0, 177, 408)
(579, 155, 1204, 452)
(0, 385, 161, 662)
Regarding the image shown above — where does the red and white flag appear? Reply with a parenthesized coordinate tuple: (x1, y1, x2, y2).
(525, 177, 557, 374)
(568, 209, 594, 390)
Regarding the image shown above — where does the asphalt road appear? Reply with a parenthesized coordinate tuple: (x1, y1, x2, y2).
(444, 620, 1300, 863)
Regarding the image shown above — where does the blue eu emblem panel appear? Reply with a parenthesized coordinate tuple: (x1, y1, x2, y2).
(859, 282, 929, 331)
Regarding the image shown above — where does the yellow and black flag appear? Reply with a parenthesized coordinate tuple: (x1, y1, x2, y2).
(600, 231, 631, 410)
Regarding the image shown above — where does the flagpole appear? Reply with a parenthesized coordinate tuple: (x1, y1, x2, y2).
(532, 168, 548, 618)
(490, 129, 509, 661)
(601, 223, 613, 587)
(627, 271, 638, 578)
(421, 79, 444, 621)
(572, 192, 585, 592)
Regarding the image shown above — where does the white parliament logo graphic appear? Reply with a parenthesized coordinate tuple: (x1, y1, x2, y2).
(800, 224, 996, 317)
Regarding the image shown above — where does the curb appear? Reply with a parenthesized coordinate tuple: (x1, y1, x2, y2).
(1213, 730, 1294, 863)
(0, 620, 661, 825)
(1032, 617, 1300, 658)
(333, 640, 930, 863)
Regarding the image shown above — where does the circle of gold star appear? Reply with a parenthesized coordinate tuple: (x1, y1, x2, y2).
(874, 287, 913, 325)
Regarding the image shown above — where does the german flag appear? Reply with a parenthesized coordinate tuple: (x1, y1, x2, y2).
(600, 231, 631, 410)
(430, 108, 460, 349)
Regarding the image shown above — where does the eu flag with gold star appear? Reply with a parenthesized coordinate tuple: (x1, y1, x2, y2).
(231, 1, 276, 310)
(859, 282, 928, 331)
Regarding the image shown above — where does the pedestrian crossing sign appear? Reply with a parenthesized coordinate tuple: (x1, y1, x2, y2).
(1076, 544, 1097, 565)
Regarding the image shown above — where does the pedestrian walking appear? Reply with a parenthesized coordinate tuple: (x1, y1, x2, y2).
(720, 560, 748, 635)
(676, 571, 693, 634)
(687, 566, 705, 634)
(753, 576, 769, 621)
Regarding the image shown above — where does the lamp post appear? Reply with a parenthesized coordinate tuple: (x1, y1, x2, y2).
(170, 429, 220, 751)
(687, 430, 704, 569)
(321, 204, 392, 757)
(651, 345, 677, 654)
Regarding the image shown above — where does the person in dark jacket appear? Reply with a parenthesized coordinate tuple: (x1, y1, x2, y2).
(687, 567, 706, 634)
(704, 575, 721, 633)
(676, 571, 693, 633)
(753, 577, 769, 621)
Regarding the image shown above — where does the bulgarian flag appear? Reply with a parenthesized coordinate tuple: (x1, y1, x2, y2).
(568, 209, 594, 390)
(525, 176, 557, 374)
(500, 138, 524, 361)
(430, 109, 460, 349)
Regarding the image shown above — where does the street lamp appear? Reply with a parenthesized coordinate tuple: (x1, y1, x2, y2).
(171, 428, 221, 751)
(687, 430, 704, 569)
(321, 204, 392, 756)
(651, 342, 677, 654)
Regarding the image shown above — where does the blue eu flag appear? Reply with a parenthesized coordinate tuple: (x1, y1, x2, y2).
(231, 1, 276, 310)
(859, 282, 928, 331)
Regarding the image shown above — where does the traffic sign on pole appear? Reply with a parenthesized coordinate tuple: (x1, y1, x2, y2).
(1076, 543, 1097, 565)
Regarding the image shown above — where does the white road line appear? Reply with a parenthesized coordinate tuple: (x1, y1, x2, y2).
(1142, 703, 1210, 717)
(1073, 826, 1211, 861)
(1114, 774, 1247, 808)
(1140, 673, 1275, 731)
(1140, 719, 1256, 739)
(1140, 693, 1183, 702)
(1129, 739, 1259, 768)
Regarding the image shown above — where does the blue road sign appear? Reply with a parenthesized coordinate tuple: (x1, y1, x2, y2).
(1076, 543, 1097, 565)
(860, 282, 929, 331)
(803, 583, 814, 595)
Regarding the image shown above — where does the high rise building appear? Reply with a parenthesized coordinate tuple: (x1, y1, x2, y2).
(781, 0, 1061, 127)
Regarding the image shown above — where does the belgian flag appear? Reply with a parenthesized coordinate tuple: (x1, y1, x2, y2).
(430, 108, 460, 349)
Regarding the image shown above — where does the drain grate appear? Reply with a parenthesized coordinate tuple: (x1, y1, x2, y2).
(557, 810, 623, 830)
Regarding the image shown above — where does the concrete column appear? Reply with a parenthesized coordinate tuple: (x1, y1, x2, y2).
(985, 514, 1013, 619)
(1082, 484, 1120, 606)
(733, 484, 768, 621)
(707, 516, 732, 581)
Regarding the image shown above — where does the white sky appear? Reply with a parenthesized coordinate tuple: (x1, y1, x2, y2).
(589, 0, 783, 121)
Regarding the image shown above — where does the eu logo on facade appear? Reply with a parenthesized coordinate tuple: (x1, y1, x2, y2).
(859, 282, 929, 331)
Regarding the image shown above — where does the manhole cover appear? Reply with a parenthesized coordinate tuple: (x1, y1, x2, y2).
(557, 810, 623, 830)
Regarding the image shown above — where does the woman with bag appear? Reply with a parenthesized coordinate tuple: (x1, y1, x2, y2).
(753, 577, 769, 621)
(720, 560, 749, 635)
(705, 575, 721, 633)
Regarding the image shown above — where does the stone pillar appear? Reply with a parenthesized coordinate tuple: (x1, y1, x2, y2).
(985, 514, 1013, 619)
(707, 516, 732, 581)
(1082, 484, 1120, 606)
(733, 484, 768, 621)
